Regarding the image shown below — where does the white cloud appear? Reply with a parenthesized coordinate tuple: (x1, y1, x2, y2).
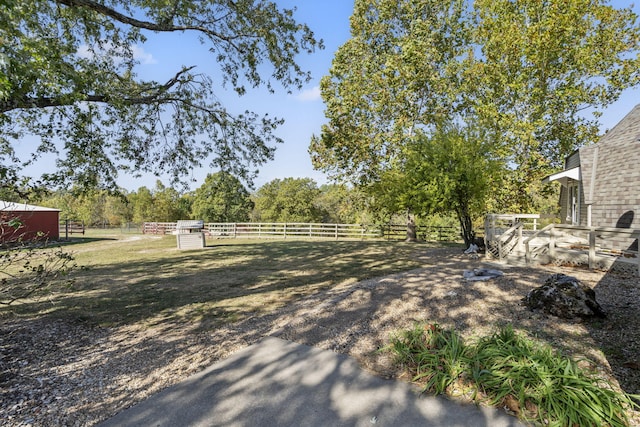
(295, 86, 321, 102)
(131, 45, 157, 65)
(77, 43, 156, 65)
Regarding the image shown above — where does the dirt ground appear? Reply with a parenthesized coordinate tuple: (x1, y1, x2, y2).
(1, 247, 639, 426)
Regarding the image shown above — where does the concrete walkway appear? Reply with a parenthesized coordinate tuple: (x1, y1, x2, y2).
(98, 337, 526, 427)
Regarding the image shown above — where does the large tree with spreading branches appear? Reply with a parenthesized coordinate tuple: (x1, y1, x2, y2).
(311, 0, 640, 240)
(1, 0, 322, 193)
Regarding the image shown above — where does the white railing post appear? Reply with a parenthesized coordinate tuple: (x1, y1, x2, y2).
(517, 223, 523, 249)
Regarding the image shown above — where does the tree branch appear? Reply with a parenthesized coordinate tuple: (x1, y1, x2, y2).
(54, 0, 244, 46)
(0, 66, 197, 113)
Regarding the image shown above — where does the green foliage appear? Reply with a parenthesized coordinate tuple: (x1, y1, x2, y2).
(191, 172, 253, 222)
(151, 181, 188, 222)
(128, 181, 189, 223)
(311, 0, 469, 183)
(470, 327, 638, 427)
(1, 0, 322, 191)
(312, 0, 640, 215)
(473, 0, 640, 169)
(252, 177, 325, 223)
(386, 324, 640, 427)
(416, 124, 502, 244)
(417, 213, 459, 229)
(315, 184, 367, 224)
(366, 123, 504, 245)
(24, 178, 376, 226)
(388, 324, 469, 395)
(129, 186, 155, 223)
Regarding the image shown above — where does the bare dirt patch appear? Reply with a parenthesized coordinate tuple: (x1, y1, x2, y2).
(1, 247, 639, 426)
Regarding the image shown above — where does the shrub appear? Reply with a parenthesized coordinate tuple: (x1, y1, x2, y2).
(386, 324, 639, 426)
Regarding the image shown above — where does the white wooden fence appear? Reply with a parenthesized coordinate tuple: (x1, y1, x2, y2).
(143, 222, 380, 240)
(142, 222, 461, 241)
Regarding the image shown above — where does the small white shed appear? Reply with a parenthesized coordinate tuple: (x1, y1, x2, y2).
(176, 220, 205, 250)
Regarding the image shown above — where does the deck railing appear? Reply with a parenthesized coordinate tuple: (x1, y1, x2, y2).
(524, 224, 639, 276)
(484, 214, 541, 260)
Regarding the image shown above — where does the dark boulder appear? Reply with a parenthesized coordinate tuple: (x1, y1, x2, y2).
(523, 273, 606, 319)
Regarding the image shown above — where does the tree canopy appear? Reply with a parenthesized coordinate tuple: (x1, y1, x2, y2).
(310, 0, 470, 183)
(392, 123, 504, 245)
(311, 0, 640, 223)
(191, 171, 253, 222)
(252, 177, 324, 222)
(1, 0, 322, 192)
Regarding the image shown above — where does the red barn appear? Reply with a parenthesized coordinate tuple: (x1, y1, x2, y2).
(1, 201, 60, 243)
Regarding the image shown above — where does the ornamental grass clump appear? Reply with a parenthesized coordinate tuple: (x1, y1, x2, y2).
(469, 326, 638, 427)
(387, 323, 469, 395)
(387, 324, 639, 427)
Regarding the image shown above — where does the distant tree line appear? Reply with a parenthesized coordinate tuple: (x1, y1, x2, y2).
(27, 172, 460, 228)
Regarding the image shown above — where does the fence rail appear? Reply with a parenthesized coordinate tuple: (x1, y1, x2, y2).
(380, 224, 460, 241)
(143, 222, 177, 235)
(59, 220, 85, 239)
(143, 222, 461, 242)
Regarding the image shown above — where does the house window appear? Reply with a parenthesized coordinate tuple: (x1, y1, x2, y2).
(567, 182, 580, 225)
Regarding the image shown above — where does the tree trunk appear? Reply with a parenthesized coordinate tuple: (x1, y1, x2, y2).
(456, 203, 475, 248)
(406, 209, 418, 242)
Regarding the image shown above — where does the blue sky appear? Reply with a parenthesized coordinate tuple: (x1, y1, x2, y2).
(159, 0, 638, 193)
(14, 1, 640, 192)
(118, 0, 356, 191)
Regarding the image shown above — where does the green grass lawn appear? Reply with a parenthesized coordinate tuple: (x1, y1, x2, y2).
(2, 232, 439, 328)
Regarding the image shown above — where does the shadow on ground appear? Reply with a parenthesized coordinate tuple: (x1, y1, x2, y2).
(586, 211, 640, 397)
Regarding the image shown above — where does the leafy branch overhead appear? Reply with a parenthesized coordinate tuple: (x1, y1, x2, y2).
(0, 0, 323, 190)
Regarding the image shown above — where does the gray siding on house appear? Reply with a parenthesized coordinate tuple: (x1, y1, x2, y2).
(555, 104, 640, 231)
(586, 104, 640, 229)
(565, 151, 581, 170)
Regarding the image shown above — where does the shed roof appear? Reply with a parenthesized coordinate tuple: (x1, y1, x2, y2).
(1, 201, 60, 212)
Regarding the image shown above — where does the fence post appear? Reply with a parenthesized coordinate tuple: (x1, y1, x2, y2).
(335, 224, 338, 240)
(284, 223, 287, 239)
